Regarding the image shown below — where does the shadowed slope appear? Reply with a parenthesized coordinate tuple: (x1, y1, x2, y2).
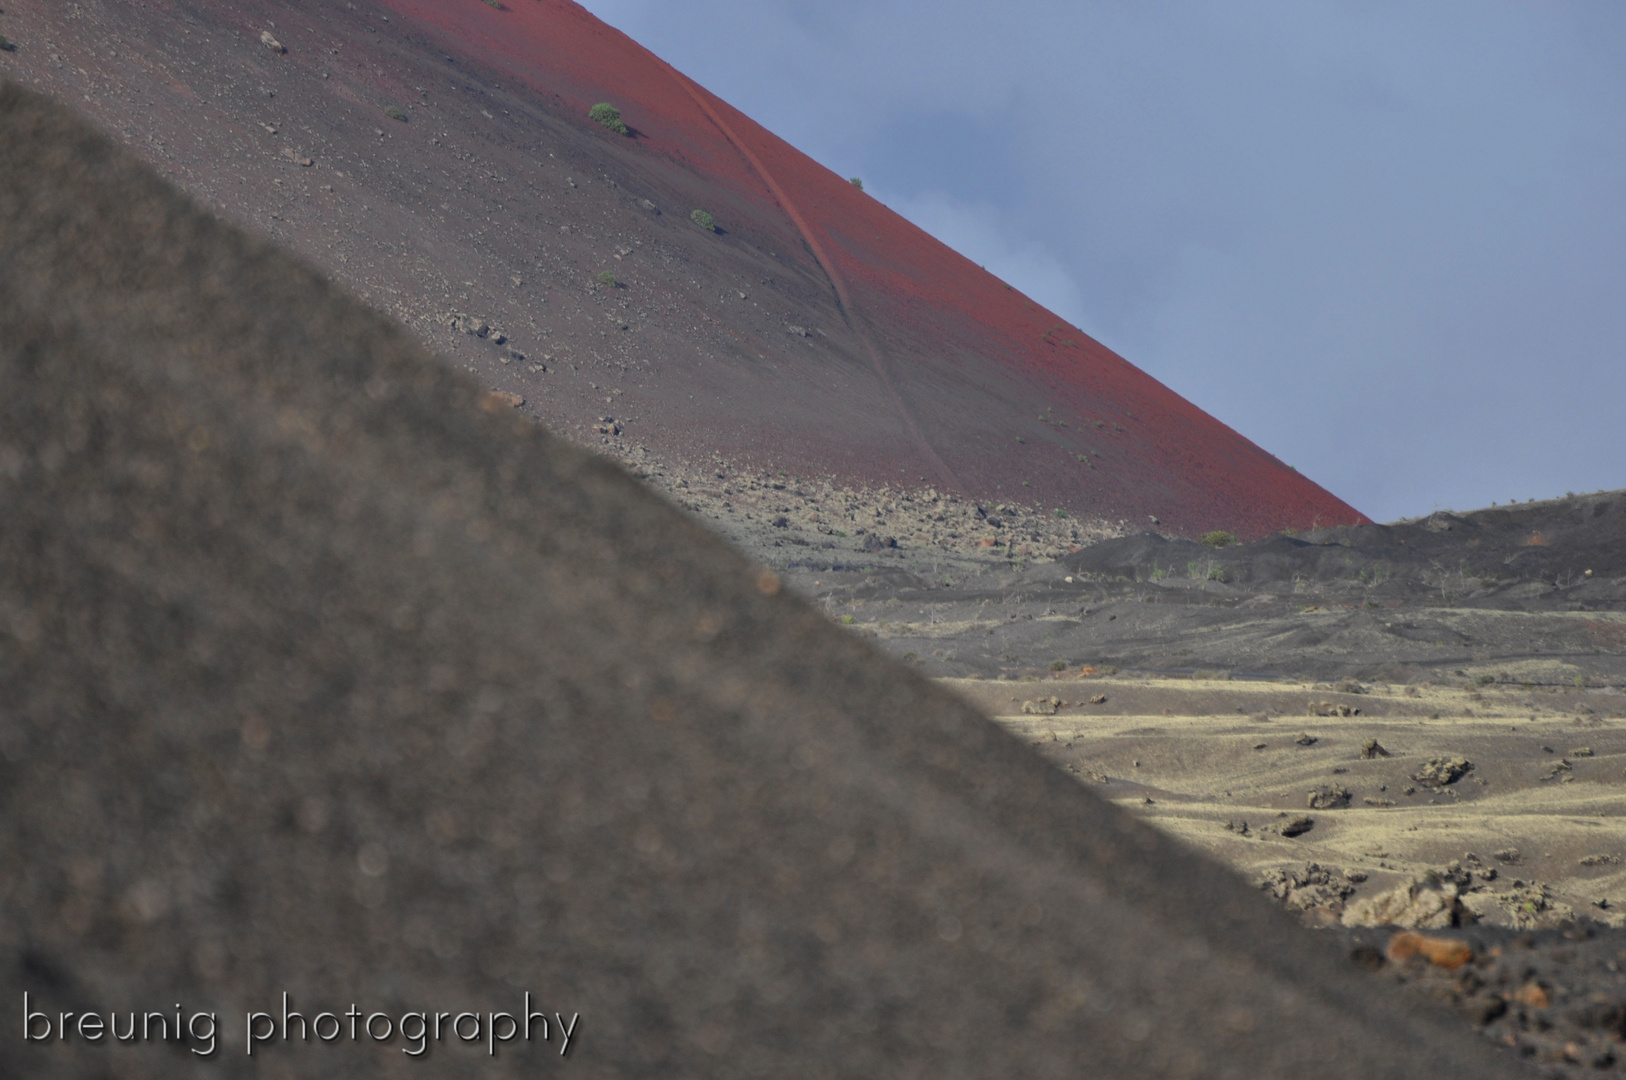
(0, 85, 1511, 1078)
(0, 0, 1364, 537)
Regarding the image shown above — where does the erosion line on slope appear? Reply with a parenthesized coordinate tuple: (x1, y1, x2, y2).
(653, 62, 959, 492)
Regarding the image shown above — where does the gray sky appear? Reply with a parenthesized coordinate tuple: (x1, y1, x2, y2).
(578, 0, 1625, 522)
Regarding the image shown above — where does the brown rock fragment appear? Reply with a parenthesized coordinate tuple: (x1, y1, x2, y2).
(1386, 931, 1472, 970)
(1513, 982, 1550, 1009)
(480, 390, 524, 411)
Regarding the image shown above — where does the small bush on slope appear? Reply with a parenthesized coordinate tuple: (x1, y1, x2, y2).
(589, 103, 628, 135)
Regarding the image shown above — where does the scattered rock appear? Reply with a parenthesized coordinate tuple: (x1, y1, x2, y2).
(449, 313, 490, 337)
(1335, 679, 1369, 694)
(1341, 879, 1468, 929)
(1360, 738, 1390, 759)
(1578, 854, 1620, 867)
(1348, 944, 1387, 972)
(1308, 702, 1359, 717)
(1088, 694, 1108, 705)
(1257, 863, 1354, 912)
(1294, 732, 1318, 746)
(1278, 814, 1315, 838)
(1569, 746, 1594, 757)
(1466, 994, 1507, 1026)
(1412, 756, 1472, 786)
(1224, 819, 1251, 836)
(1492, 880, 1572, 929)
(260, 30, 285, 53)
(1493, 848, 1520, 864)
(1021, 696, 1061, 716)
(1426, 861, 1476, 891)
(479, 390, 523, 411)
(594, 417, 622, 436)
(1306, 784, 1351, 810)
(1512, 981, 1550, 1010)
(280, 147, 314, 167)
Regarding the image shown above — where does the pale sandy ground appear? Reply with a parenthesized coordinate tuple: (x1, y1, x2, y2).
(948, 677, 1626, 928)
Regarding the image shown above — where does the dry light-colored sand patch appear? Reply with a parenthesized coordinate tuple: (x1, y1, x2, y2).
(948, 677, 1626, 928)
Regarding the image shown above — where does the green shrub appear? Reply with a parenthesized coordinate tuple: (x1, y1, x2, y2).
(595, 271, 617, 287)
(849, 177, 864, 190)
(1053, 508, 1066, 518)
(589, 103, 628, 135)
(383, 105, 408, 122)
(1200, 530, 1236, 548)
(1049, 660, 1068, 672)
(689, 209, 715, 231)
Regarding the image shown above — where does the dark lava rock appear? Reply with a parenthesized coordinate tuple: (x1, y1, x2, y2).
(1414, 757, 1474, 786)
(1280, 815, 1317, 837)
(1307, 785, 1353, 810)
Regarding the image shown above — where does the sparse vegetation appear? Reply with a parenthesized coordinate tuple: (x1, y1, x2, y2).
(690, 208, 715, 231)
(1200, 530, 1236, 548)
(589, 102, 628, 135)
(1053, 509, 1066, 518)
(1183, 558, 1226, 583)
(596, 271, 618, 287)
(1049, 660, 1068, 671)
(480, 0, 505, 8)
(384, 105, 408, 122)
(1358, 563, 1391, 588)
(849, 177, 864, 190)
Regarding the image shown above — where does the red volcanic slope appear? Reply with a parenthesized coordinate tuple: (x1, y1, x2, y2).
(0, 0, 1365, 537)
(380, 0, 1365, 536)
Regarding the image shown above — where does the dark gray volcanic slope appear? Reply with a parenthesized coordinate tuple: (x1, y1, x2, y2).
(0, 86, 1524, 1078)
(789, 492, 1626, 685)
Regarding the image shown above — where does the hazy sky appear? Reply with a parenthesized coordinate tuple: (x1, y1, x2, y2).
(578, 1, 1625, 522)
